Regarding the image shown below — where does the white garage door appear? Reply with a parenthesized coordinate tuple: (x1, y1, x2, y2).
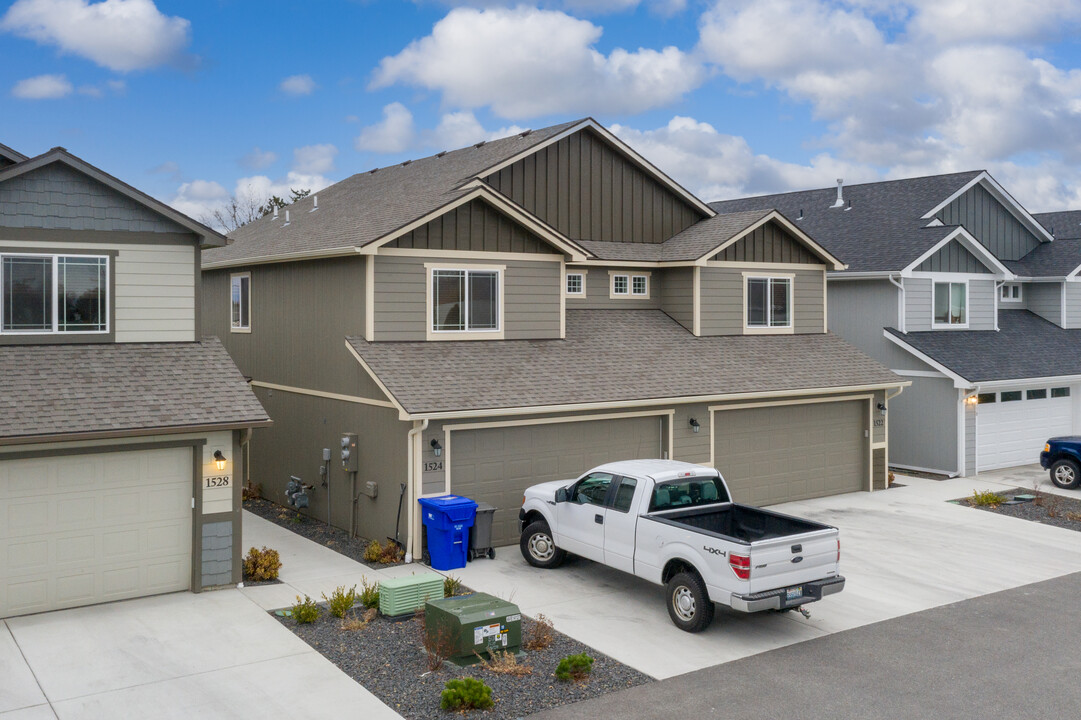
(978, 387, 1074, 471)
(1, 447, 192, 618)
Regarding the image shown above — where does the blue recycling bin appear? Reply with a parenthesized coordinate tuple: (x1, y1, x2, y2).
(418, 495, 478, 570)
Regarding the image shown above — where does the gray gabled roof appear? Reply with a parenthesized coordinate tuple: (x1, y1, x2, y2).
(0, 338, 270, 443)
(348, 310, 902, 416)
(1035, 210, 1081, 240)
(710, 171, 984, 272)
(885, 310, 1081, 384)
(0, 142, 27, 165)
(1004, 238, 1081, 277)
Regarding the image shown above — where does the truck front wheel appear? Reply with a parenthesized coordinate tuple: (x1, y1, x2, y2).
(666, 571, 715, 633)
(1050, 458, 1081, 489)
(520, 521, 566, 568)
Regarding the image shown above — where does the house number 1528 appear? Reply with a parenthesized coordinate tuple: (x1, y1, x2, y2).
(204, 476, 231, 488)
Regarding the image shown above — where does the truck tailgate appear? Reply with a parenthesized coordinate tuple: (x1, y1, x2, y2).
(746, 529, 839, 594)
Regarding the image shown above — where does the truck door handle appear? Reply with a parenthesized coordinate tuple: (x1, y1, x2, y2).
(595, 514, 603, 524)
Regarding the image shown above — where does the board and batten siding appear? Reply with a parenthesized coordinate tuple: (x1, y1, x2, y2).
(3, 236, 195, 342)
(660, 267, 694, 331)
(699, 266, 825, 335)
(914, 240, 991, 273)
(904, 278, 995, 331)
(1026, 282, 1063, 326)
(936, 183, 1041, 261)
(565, 265, 662, 310)
(373, 255, 562, 341)
(483, 128, 703, 245)
(712, 222, 820, 264)
(1063, 282, 1081, 328)
(386, 198, 552, 255)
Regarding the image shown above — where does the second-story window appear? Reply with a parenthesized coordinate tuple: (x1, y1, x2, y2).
(566, 272, 585, 296)
(746, 276, 791, 329)
(230, 273, 251, 332)
(432, 268, 500, 333)
(610, 272, 649, 298)
(1, 253, 108, 334)
(933, 281, 967, 326)
(1000, 283, 1022, 303)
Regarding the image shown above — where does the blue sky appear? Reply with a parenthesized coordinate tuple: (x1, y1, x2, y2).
(3, 0, 1081, 226)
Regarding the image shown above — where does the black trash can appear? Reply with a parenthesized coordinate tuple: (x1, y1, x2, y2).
(468, 502, 497, 560)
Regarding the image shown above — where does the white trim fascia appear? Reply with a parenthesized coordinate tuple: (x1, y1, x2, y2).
(692, 266, 701, 336)
(974, 374, 1081, 391)
(203, 246, 361, 270)
(890, 368, 948, 378)
(378, 247, 564, 263)
(473, 119, 716, 218)
(901, 227, 1014, 279)
(695, 210, 845, 270)
(827, 271, 898, 280)
(560, 258, 567, 338)
(344, 340, 409, 417)
(920, 172, 1054, 243)
(364, 255, 375, 342)
(1067, 265, 1081, 280)
(888, 274, 905, 334)
(706, 261, 827, 271)
(883, 330, 971, 388)
(925, 218, 944, 227)
(250, 381, 396, 409)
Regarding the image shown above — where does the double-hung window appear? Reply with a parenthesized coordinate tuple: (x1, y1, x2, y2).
(745, 276, 791, 330)
(230, 273, 250, 332)
(1, 253, 108, 335)
(430, 267, 501, 337)
(933, 281, 967, 327)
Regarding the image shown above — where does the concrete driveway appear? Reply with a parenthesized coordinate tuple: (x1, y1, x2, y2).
(453, 466, 1081, 680)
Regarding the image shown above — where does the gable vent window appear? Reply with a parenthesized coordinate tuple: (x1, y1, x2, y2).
(1, 253, 108, 335)
(566, 272, 585, 296)
(1000, 284, 1022, 303)
(230, 273, 251, 332)
(933, 281, 967, 327)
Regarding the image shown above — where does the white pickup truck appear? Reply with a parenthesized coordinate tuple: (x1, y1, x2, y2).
(518, 459, 844, 632)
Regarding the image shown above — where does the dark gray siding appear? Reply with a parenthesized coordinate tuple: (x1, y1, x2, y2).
(483, 128, 703, 244)
(1025, 282, 1062, 326)
(936, 183, 1041, 260)
(888, 377, 958, 473)
(386, 198, 552, 254)
(0, 163, 189, 233)
(373, 255, 562, 340)
(660, 267, 694, 331)
(712, 221, 820, 264)
(564, 265, 661, 310)
(203, 258, 386, 400)
(699, 267, 824, 335)
(914, 240, 992, 273)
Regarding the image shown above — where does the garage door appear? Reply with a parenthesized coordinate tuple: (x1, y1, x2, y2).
(1, 447, 192, 618)
(451, 416, 663, 547)
(714, 401, 866, 506)
(978, 387, 1074, 471)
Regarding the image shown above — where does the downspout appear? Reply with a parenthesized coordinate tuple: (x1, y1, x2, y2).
(993, 281, 1004, 331)
(888, 275, 905, 334)
(405, 418, 428, 563)
(240, 427, 253, 488)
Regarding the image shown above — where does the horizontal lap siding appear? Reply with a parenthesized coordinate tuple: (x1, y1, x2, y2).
(566, 266, 661, 309)
(905, 278, 933, 331)
(1026, 283, 1063, 326)
(936, 183, 1040, 261)
(700, 267, 825, 335)
(968, 280, 995, 329)
(374, 256, 427, 340)
(1064, 284, 1081, 328)
(906, 278, 995, 330)
(660, 267, 694, 331)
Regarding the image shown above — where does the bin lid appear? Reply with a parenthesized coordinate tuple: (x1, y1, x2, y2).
(475, 502, 497, 512)
(418, 495, 478, 511)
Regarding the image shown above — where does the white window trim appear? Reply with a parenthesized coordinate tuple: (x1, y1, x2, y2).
(0, 251, 110, 336)
(425, 263, 506, 341)
(230, 272, 251, 333)
(565, 270, 586, 297)
(931, 279, 970, 329)
(608, 270, 651, 300)
(742, 272, 794, 335)
(1000, 283, 1023, 303)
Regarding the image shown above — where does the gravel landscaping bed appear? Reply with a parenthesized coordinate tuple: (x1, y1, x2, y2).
(275, 604, 650, 719)
(243, 496, 403, 570)
(953, 488, 1081, 532)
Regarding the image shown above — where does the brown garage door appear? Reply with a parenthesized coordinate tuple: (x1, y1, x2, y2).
(713, 400, 866, 506)
(451, 415, 663, 547)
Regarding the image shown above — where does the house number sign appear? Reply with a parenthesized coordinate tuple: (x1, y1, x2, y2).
(204, 475, 232, 489)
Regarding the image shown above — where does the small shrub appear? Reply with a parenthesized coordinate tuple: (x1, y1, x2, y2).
(440, 677, 494, 712)
(379, 542, 403, 564)
(555, 653, 593, 682)
(364, 539, 385, 563)
(241, 483, 262, 501)
(969, 489, 1006, 507)
(887, 471, 896, 486)
(359, 578, 380, 609)
(341, 608, 378, 632)
(1065, 511, 1081, 523)
(523, 613, 555, 651)
(291, 595, 320, 624)
(243, 546, 281, 582)
(418, 611, 454, 672)
(476, 649, 532, 676)
(444, 575, 463, 597)
(323, 585, 358, 619)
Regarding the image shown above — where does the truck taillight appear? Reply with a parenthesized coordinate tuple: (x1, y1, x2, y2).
(729, 553, 750, 580)
(837, 538, 841, 563)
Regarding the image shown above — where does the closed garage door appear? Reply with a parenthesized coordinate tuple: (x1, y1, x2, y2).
(978, 387, 1074, 471)
(714, 400, 866, 506)
(1, 447, 192, 618)
(451, 415, 662, 547)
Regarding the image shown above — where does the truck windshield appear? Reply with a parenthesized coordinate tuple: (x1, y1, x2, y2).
(649, 476, 730, 512)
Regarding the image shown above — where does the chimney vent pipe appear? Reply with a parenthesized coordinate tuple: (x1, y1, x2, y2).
(832, 179, 845, 208)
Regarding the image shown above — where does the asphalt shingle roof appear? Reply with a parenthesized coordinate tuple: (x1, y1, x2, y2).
(709, 172, 984, 272)
(0, 338, 270, 441)
(885, 310, 1081, 384)
(1036, 210, 1081, 240)
(1004, 238, 1081, 277)
(349, 310, 902, 415)
(203, 120, 582, 266)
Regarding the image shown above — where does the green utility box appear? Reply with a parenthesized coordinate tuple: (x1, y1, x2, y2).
(378, 573, 444, 618)
(425, 592, 522, 665)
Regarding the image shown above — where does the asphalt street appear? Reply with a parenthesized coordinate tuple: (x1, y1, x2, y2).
(527, 571, 1081, 720)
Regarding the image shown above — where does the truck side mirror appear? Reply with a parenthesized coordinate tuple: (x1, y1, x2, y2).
(555, 487, 568, 503)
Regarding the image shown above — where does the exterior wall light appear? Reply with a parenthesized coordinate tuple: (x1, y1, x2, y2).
(876, 402, 887, 415)
(213, 450, 227, 471)
(430, 439, 443, 457)
(689, 418, 701, 433)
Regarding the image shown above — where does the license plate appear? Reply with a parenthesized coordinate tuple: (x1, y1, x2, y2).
(786, 586, 803, 601)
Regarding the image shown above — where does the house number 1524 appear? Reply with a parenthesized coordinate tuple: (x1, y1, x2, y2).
(423, 462, 443, 472)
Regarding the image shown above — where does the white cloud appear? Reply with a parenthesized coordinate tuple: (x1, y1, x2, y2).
(371, 6, 703, 118)
(76, 78, 125, 98)
(239, 147, 278, 170)
(279, 74, 316, 96)
(1, 0, 192, 72)
(11, 73, 72, 99)
(907, 0, 1081, 43)
(169, 178, 230, 221)
(292, 144, 338, 175)
(355, 102, 416, 153)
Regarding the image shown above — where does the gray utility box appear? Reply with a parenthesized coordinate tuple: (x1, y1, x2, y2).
(469, 502, 497, 560)
(425, 592, 522, 665)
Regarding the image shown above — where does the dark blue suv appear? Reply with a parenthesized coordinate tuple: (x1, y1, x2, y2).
(1040, 437, 1081, 489)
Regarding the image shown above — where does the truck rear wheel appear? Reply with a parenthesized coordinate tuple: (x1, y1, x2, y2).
(666, 571, 714, 633)
(1050, 458, 1081, 489)
(520, 521, 565, 568)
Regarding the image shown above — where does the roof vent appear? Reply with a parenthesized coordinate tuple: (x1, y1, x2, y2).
(283, 209, 290, 227)
(309, 195, 318, 212)
(370, 167, 379, 174)
(272, 206, 279, 219)
(474, 141, 486, 148)
(436, 151, 447, 158)
(844, 199, 853, 212)
(832, 179, 845, 208)
(797, 208, 803, 220)
(401, 159, 412, 166)
(519, 129, 533, 138)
